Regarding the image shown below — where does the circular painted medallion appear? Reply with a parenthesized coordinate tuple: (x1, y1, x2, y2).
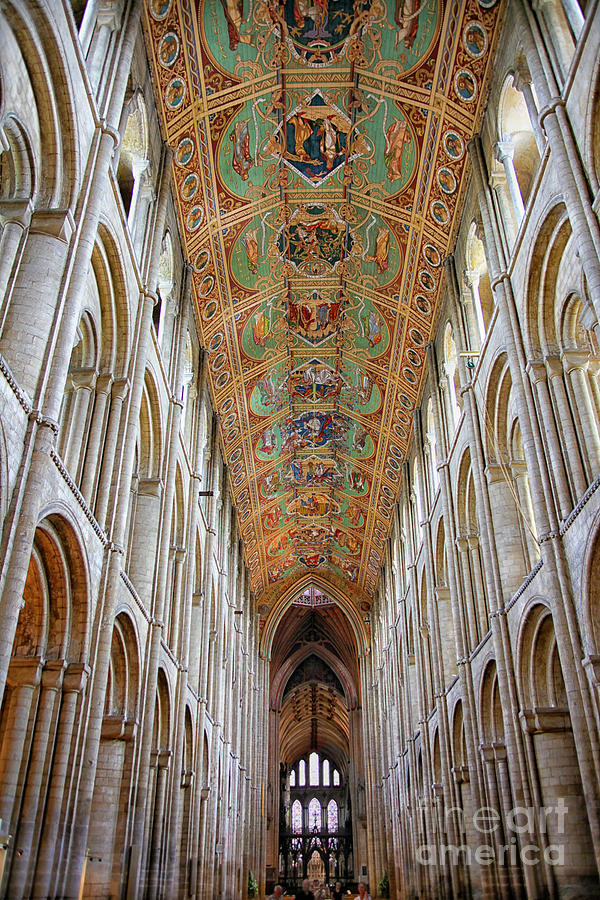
(175, 137, 195, 167)
(463, 21, 488, 58)
(158, 32, 179, 67)
(443, 130, 465, 160)
(455, 69, 477, 103)
(165, 77, 186, 110)
(181, 172, 199, 201)
(437, 166, 457, 194)
(431, 200, 450, 227)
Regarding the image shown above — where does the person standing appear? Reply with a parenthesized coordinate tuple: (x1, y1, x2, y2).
(332, 882, 344, 900)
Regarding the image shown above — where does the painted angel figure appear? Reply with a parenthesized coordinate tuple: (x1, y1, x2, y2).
(243, 228, 259, 273)
(385, 119, 410, 182)
(394, 0, 427, 49)
(231, 120, 253, 181)
(367, 227, 390, 274)
(216, 0, 253, 50)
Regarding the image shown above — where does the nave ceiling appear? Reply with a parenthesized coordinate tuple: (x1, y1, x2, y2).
(143, 0, 504, 612)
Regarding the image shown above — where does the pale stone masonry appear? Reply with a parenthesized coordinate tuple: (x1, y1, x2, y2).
(0, 1, 600, 899)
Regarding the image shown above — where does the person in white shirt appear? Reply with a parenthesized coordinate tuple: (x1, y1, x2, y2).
(354, 883, 372, 900)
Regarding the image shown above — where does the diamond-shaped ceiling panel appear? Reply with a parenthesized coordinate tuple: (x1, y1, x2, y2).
(144, 0, 503, 599)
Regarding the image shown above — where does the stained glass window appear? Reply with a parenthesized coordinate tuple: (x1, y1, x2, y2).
(298, 759, 306, 786)
(308, 797, 321, 830)
(327, 799, 338, 832)
(333, 768, 340, 786)
(309, 751, 319, 786)
(291, 799, 302, 833)
(322, 759, 330, 786)
(289, 768, 296, 787)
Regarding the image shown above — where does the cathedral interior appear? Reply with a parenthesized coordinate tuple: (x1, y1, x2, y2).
(0, 0, 600, 897)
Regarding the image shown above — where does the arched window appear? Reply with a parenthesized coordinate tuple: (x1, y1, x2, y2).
(308, 797, 321, 830)
(291, 799, 302, 833)
(298, 759, 306, 786)
(426, 399, 439, 491)
(443, 323, 461, 432)
(155, 231, 174, 342)
(464, 222, 493, 346)
(493, 75, 541, 242)
(322, 759, 330, 786)
(327, 799, 339, 832)
(309, 751, 319, 786)
(289, 768, 296, 787)
(333, 769, 340, 786)
(412, 458, 423, 529)
(117, 95, 151, 253)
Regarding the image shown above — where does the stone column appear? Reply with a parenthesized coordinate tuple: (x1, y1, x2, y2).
(489, 168, 517, 251)
(62, 368, 97, 480)
(0, 209, 75, 401)
(8, 661, 65, 898)
(526, 361, 574, 518)
(0, 659, 42, 831)
(562, 349, 600, 476)
(544, 356, 588, 500)
(513, 69, 546, 154)
(463, 269, 486, 348)
(93, 376, 130, 528)
(146, 750, 172, 900)
(32, 663, 90, 899)
(79, 372, 113, 503)
(0, 200, 32, 321)
(495, 138, 525, 223)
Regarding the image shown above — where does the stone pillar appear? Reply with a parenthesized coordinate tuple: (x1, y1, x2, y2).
(544, 356, 588, 500)
(513, 69, 546, 153)
(495, 138, 525, 222)
(146, 750, 172, 900)
(79, 372, 113, 503)
(0, 659, 42, 831)
(8, 661, 65, 898)
(32, 663, 90, 899)
(93, 376, 130, 529)
(62, 368, 97, 480)
(562, 350, 600, 476)
(463, 269, 486, 348)
(0, 209, 75, 402)
(0, 200, 33, 320)
(527, 361, 574, 518)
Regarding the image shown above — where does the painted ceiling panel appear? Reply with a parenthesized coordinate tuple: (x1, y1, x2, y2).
(144, 0, 503, 602)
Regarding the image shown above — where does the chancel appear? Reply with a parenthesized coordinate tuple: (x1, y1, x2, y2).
(0, 0, 599, 898)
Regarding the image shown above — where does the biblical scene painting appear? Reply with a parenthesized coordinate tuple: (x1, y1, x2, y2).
(145, 0, 503, 599)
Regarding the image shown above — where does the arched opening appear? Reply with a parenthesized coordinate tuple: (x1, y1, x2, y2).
(464, 221, 494, 346)
(517, 603, 596, 894)
(268, 585, 364, 895)
(84, 612, 139, 897)
(443, 323, 461, 434)
(493, 74, 541, 245)
(0, 514, 89, 896)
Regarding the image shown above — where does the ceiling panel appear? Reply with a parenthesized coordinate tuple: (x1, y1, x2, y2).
(144, 0, 503, 605)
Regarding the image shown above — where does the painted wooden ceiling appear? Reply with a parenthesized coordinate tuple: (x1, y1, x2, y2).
(144, 0, 503, 603)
